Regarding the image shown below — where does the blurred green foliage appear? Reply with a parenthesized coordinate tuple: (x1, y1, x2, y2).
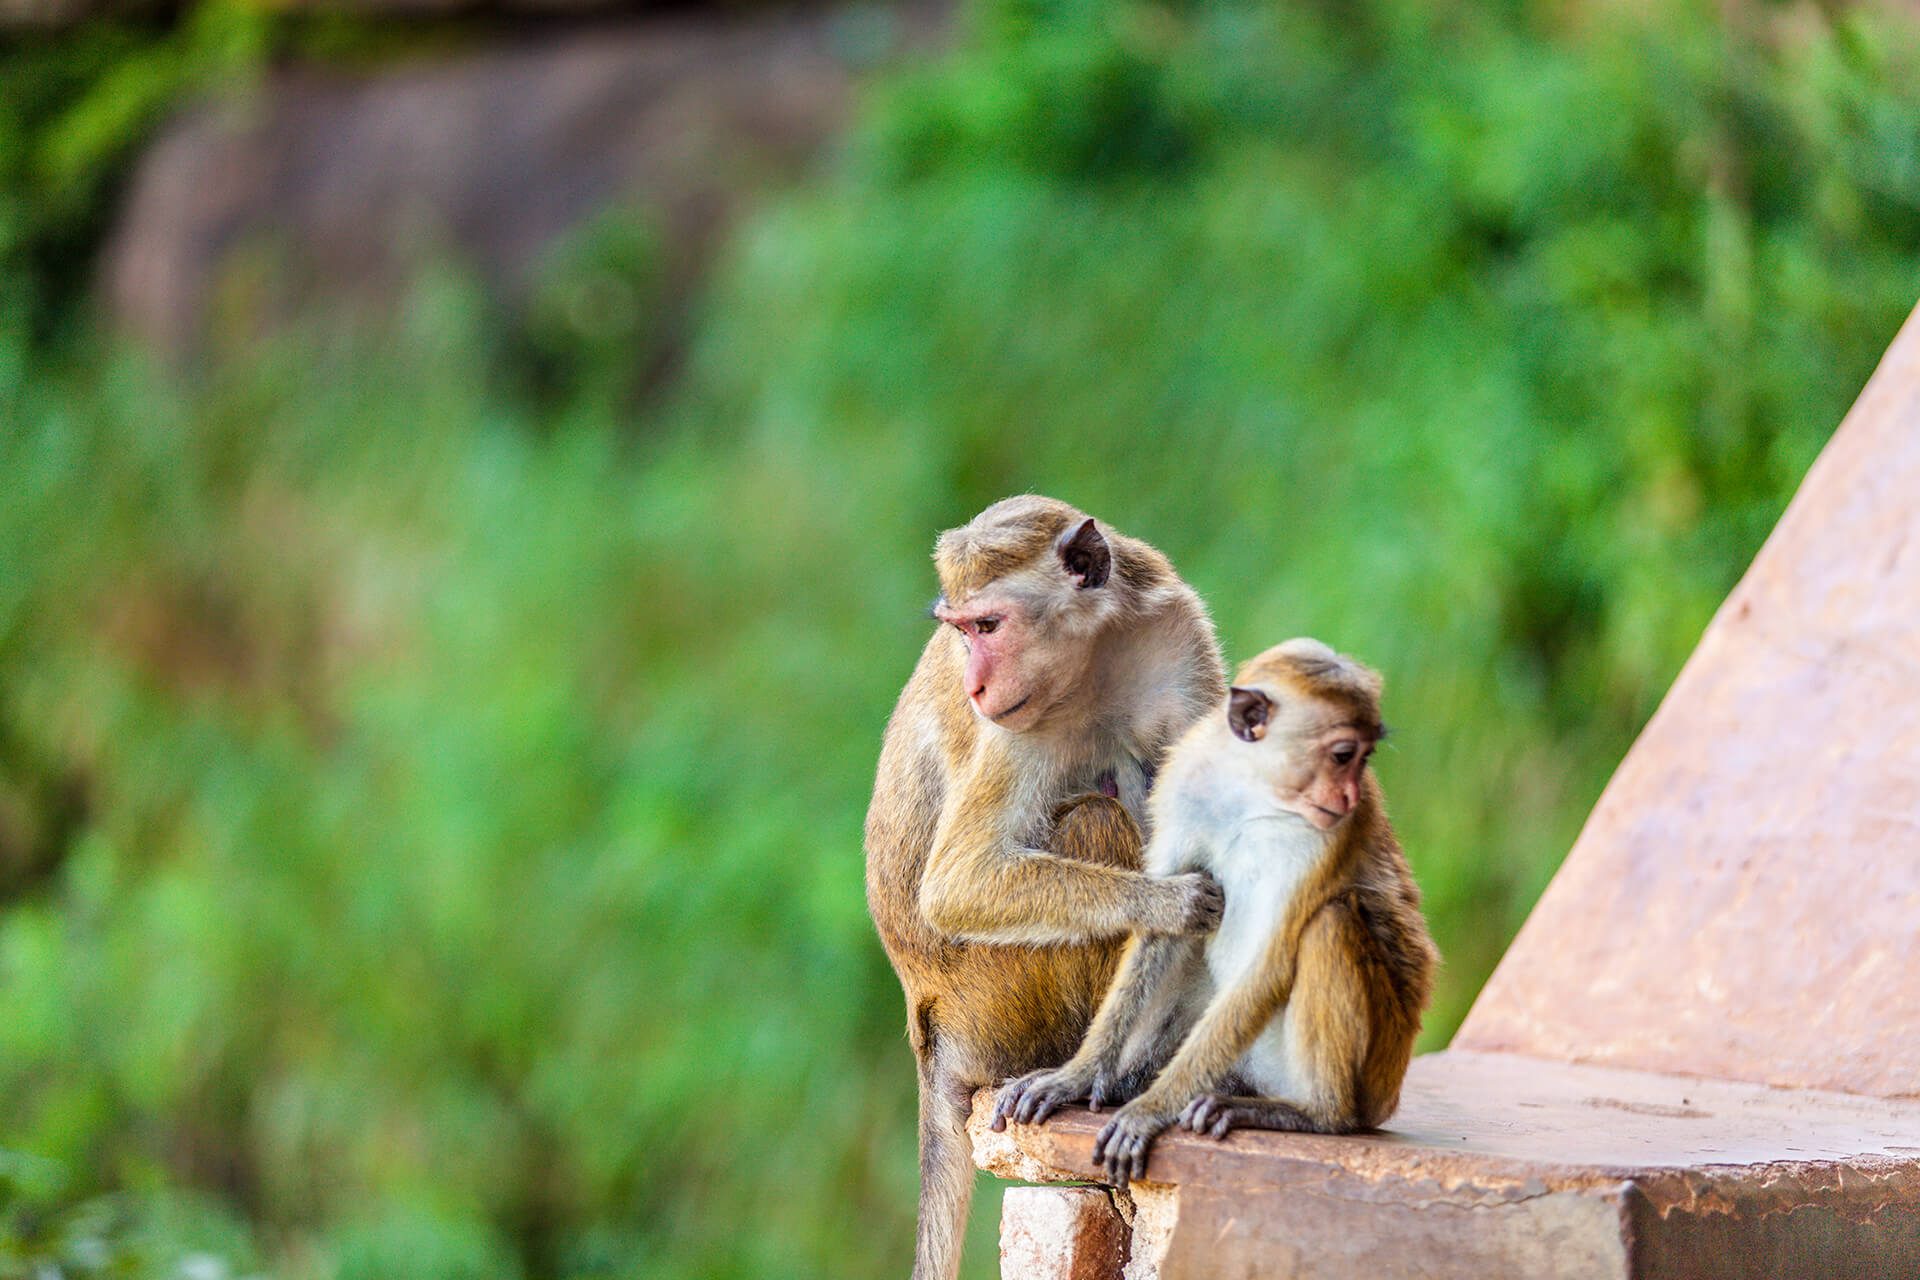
(3, 0, 1919, 1277)
(1, 1, 271, 345)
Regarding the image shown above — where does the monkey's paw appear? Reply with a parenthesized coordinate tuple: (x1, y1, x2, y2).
(1152, 871, 1225, 936)
(1085, 1068, 1137, 1113)
(1177, 1093, 1243, 1140)
(1091, 1102, 1173, 1188)
(991, 1068, 1088, 1131)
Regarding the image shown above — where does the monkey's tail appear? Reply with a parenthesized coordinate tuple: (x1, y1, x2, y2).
(913, 1053, 976, 1280)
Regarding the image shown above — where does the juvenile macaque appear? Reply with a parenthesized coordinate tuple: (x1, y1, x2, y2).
(993, 638, 1437, 1186)
(866, 496, 1227, 1279)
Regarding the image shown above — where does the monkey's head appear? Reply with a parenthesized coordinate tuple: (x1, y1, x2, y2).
(930, 496, 1123, 734)
(1226, 638, 1385, 831)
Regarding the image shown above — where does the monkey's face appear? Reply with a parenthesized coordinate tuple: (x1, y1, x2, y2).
(1228, 685, 1377, 830)
(934, 593, 1094, 733)
(931, 516, 1116, 735)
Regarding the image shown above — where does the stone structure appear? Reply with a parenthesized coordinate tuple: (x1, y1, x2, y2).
(999, 1188, 1130, 1280)
(976, 304, 1920, 1278)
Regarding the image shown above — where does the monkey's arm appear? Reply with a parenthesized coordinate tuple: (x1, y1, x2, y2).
(1073, 818, 1216, 1083)
(919, 755, 1221, 946)
(1135, 936, 1295, 1111)
(991, 931, 1200, 1129)
(1091, 925, 1300, 1185)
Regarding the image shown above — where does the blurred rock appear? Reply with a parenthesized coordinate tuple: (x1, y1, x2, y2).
(0, 0, 823, 32)
(0, 0, 115, 25)
(101, 7, 927, 366)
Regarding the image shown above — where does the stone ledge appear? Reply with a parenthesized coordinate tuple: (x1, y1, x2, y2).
(969, 1049, 1920, 1279)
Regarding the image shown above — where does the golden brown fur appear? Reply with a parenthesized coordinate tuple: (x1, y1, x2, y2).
(992, 640, 1438, 1185)
(866, 496, 1225, 1280)
(933, 495, 1078, 602)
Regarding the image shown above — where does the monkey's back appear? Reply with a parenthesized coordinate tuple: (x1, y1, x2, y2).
(1346, 789, 1439, 1123)
(1350, 797, 1438, 1016)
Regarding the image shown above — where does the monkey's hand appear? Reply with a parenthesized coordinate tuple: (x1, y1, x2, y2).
(1091, 1099, 1176, 1189)
(1177, 1093, 1243, 1140)
(991, 1067, 1091, 1131)
(1141, 871, 1225, 936)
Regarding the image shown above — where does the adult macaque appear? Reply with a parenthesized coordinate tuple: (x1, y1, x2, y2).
(993, 639, 1437, 1187)
(865, 496, 1227, 1280)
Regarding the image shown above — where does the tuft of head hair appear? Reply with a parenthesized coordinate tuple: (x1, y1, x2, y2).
(933, 495, 1083, 603)
(1236, 638, 1385, 738)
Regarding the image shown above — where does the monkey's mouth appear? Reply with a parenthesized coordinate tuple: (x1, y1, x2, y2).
(986, 694, 1033, 723)
(1307, 805, 1346, 829)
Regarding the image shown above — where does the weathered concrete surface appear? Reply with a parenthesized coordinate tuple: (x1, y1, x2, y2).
(999, 1187, 1128, 1280)
(973, 1049, 1920, 1279)
(1456, 306, 1920, 1099)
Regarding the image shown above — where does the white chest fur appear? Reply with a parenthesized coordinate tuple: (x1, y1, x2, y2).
(1191, 813, 1327, 1098)
(1203, 816, 1324, 991)
(1138, 720, 1335, 1101)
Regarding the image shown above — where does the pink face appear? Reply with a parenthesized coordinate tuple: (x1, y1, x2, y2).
(933, 598, 1042, 730)
(1289, 731, 1374, 829)
(1229, 685, 1377, 830)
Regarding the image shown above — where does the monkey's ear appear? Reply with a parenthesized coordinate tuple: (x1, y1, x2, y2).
(1228, 687, 1272, 742)
(1057, 518, 1111, 589)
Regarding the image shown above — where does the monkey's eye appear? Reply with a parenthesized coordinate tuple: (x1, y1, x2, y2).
(1330, 743, 1359, 766)
(974, 617, 1001, 635)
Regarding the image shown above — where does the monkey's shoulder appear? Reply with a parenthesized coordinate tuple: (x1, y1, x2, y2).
(875, 635, 978, 768)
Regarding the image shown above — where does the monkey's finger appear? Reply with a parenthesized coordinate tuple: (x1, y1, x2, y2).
(1130, 1138, 1150, 1183)
(1092, 1123, 1114, 1164)
(1109, 1134, 1130, 1175)
(1198, 874, 1225, 918)
(1210, 1111, 1233, 1140)
(1030, 1094, 1058, 1125)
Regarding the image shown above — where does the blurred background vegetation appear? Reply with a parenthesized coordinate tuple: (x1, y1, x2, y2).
(3, 0, 1919, 1276)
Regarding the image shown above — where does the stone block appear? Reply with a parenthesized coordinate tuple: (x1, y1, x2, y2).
(999, 1186, 1128, 1280)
